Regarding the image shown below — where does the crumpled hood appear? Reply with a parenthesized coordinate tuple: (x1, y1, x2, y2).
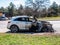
(37, 20, 50, 24)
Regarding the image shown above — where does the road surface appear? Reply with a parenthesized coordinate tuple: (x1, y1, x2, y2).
(0, 21, 9, 33)
(0, 20, 60, 33)
(49, 21, 60, 33)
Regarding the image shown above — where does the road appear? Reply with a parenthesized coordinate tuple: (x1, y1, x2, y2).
(0, 20, 60, 33)
(48, 21, 60, 33)
(0, 21, 10, 33)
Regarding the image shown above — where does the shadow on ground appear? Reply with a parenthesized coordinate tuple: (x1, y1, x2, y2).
(6, 30, 54, 34)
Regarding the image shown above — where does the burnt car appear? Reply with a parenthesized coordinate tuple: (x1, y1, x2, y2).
(7, 16, 54, 33)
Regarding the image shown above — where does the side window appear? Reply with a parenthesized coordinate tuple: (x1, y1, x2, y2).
(13, 17, 32, 22)
(24, 18, 32, 22)
(14, 18, 22, 21)
(21, 18, 28, 22)
(13, 18, 27, 21)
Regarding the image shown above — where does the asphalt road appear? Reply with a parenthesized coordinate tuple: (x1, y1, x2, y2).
(48, 21, 60, 33)
(0, 21, 9, 33)
(0, 20, 60, 33)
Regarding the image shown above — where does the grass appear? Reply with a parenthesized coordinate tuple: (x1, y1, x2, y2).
(38, 17, 60, 21)
(0, 33, 60, 45)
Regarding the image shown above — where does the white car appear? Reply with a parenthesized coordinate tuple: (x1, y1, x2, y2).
(0, 17, 8, 20)
(7, 16, 54, 33)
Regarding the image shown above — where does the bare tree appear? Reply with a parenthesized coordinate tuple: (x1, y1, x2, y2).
(18, 5, 24, 15)
(24, 6, 33, 16)
(8, 2, 15, 17)
(25, 0, 50, 17)
(48, 2, 58, 17)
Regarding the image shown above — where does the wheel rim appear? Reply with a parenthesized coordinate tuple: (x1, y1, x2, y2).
(10, 26, 18, 33)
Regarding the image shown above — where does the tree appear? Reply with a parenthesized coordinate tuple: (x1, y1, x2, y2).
(41, 8, 47, 17)
(0, 7, 4, 12)
(24, 6, 33, 16)
(18, 5, 24, 15)
(25, 0, 50, 17)
(48, 2, 58, 17)
(8, 2, 15, 17)
(58, 5, 60, 13)
(58, 5, 60, 16)
(0, 7, 9, 16)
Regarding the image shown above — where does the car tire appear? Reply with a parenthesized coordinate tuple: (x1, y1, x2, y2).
(47, 27, 54, 32)
(41, 27, 48, 32)
(10, 25, 19, 33)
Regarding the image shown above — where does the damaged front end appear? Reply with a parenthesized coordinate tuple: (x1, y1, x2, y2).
(41, 21, 54, 32)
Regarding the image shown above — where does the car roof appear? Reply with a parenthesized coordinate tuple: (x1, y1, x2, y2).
(11, 16, 33, 20)
(12, 16, 29, 18)
(12, 16, 34, 19)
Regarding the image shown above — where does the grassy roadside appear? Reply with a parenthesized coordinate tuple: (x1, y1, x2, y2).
(38, 17, 60, 21)
(0, 33, 60, 45)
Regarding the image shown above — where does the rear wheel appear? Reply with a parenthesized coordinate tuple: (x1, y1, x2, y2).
(10, 25, 19, 33)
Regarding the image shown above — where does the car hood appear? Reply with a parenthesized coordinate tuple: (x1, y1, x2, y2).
(37, 20, 50, 24)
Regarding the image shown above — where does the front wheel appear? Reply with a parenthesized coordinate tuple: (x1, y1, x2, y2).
(10, 25, 19, 33)
(41, 27, 54, 32)
(41, 27, 48, 32)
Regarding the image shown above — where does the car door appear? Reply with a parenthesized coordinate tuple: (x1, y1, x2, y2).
(14, 17, 26, 30)
(24, 18, 32, 30)
(16, 17, 31, 30)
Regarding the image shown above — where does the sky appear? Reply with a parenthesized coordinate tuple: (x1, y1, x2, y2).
(0, 0, 60, 8)
(50, 0, 60, 5)
(0, 0, 26, 8)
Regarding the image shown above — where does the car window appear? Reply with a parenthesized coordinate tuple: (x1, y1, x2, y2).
(14, 18, 22, 21)
(0, 17, 5, 18)
(13, 17, 32, 22)
(24, 18, 32, 22)
(13, 17, 28, 21)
